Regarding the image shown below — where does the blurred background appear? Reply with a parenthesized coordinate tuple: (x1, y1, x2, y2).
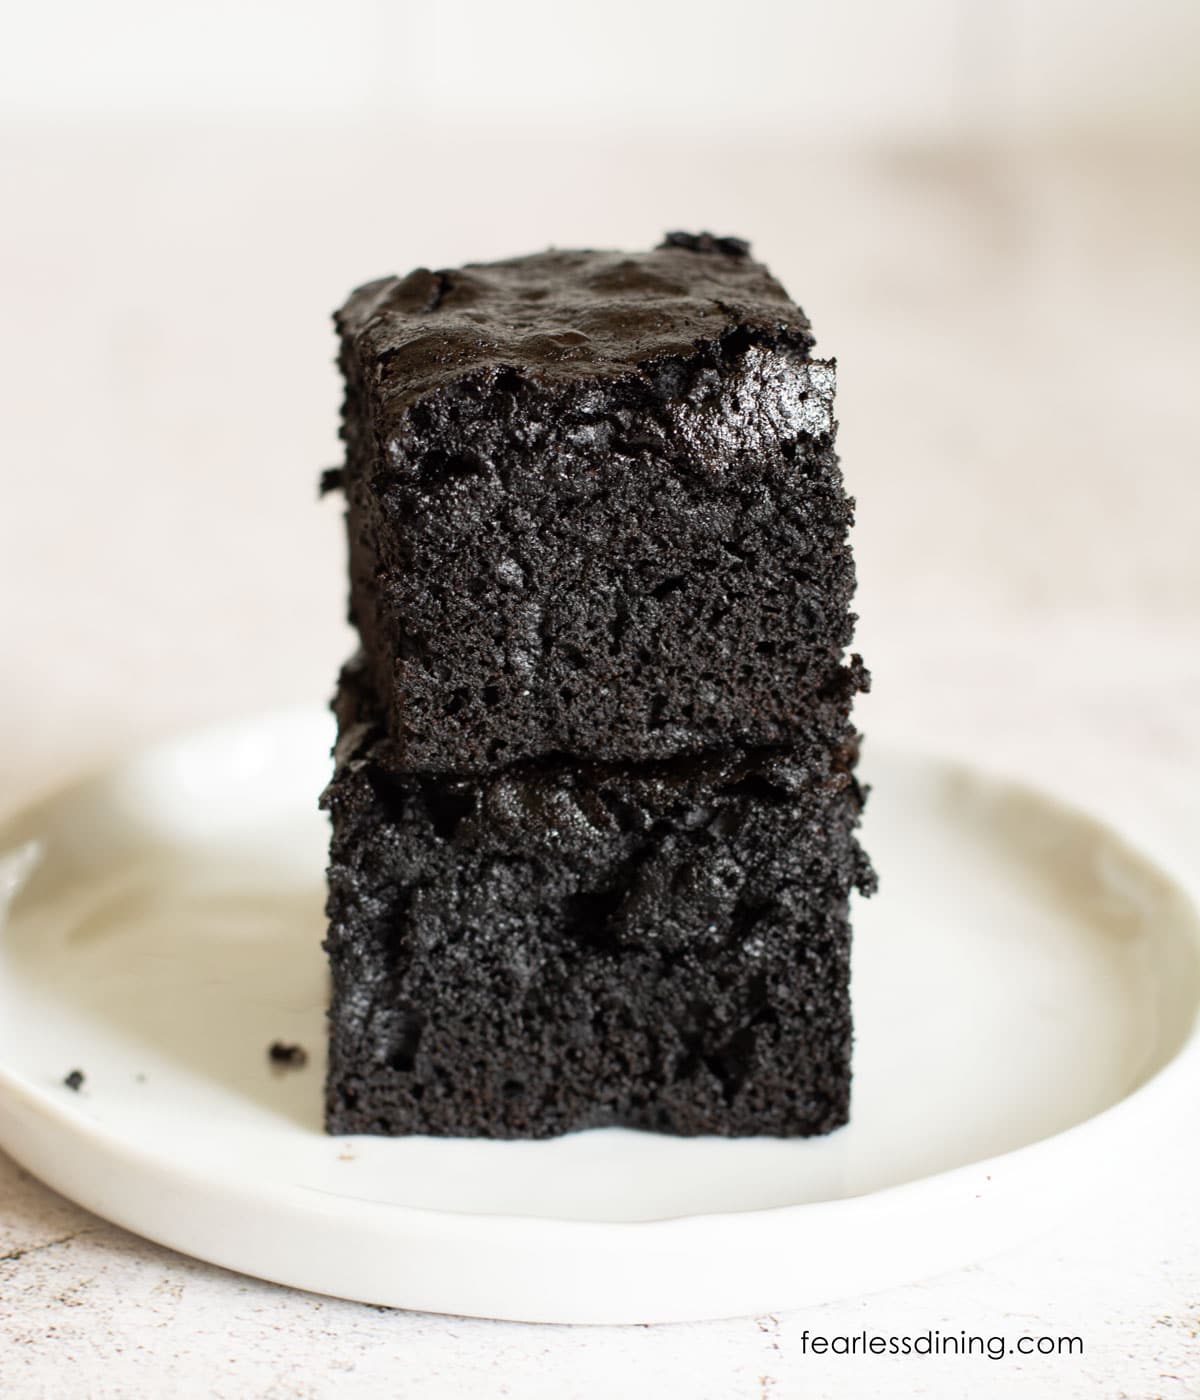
(2, 0, 1197, 876)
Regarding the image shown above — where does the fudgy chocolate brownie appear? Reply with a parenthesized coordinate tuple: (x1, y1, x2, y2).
(332, 233, 863, 774)
(323, 235, 874, 1139)
(322, 665, 874, 1138)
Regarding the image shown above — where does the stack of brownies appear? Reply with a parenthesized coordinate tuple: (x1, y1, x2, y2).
(321, 233, 874, 1140)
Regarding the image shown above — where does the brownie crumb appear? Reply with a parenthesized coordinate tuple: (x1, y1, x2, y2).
(62, 1069, 85, 1092)
(268, 1041, 309, 1071)
(319, 466, 344, 497)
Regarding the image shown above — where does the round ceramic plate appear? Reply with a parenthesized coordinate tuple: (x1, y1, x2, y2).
(0, 710, 1197, 1324)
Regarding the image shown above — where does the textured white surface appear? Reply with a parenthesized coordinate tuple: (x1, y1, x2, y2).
(1, 123, 1198, 1394)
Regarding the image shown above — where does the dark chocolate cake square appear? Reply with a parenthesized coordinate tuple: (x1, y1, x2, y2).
(321, 668, 874, 1138)
(332, 233, 864, 774)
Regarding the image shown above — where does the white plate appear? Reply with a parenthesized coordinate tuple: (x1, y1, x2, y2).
(0, 710, 1197, 1324)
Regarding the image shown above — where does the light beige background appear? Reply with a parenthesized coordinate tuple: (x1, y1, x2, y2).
(1, 2, 1198, 1394)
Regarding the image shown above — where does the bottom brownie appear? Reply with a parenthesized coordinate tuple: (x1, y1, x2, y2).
(321, 676, 875, 1139)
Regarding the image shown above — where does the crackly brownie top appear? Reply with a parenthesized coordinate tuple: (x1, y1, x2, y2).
(335, 233, 816, 412)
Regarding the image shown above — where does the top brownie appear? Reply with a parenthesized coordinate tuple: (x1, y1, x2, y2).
(332, 233, 864, 774)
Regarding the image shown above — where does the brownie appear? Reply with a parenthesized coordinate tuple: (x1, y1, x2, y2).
(323, 235, 874, 1140)
(332, 233, 863, 774)
(321, 665, 874, 1138)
